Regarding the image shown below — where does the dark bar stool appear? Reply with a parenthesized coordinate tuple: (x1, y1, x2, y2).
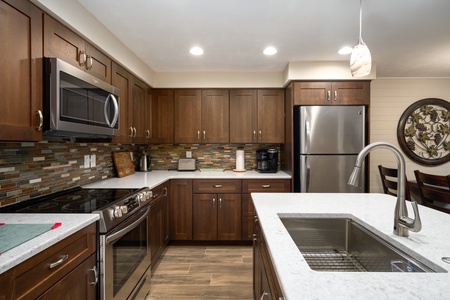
(378, 165, 412, 200)
(414, 170, 450, 214)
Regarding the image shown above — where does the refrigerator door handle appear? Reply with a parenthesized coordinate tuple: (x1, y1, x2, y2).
(300, 156, 310, 192)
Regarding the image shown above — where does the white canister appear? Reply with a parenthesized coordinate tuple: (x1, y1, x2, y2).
(236, 149, 245, 171)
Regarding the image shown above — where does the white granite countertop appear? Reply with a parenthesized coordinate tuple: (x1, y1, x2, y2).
(83, 170, 291, 189)
(0, 214, 98, 274)
(252, 193, 450, 300)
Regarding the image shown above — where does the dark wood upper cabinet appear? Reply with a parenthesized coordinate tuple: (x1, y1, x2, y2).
(201, 89, 230, 143)
(130, 77, 151, 143)
(230, 90, 258, 143)
(43, 14, 111, 83)
(151, 89, 174, 144)
(174, 89, 202, 143)
(293, 81, 370, 105)
(112, 62, 133, 143)
(0, 0, 43, 141)
(230, 89, 284, 144)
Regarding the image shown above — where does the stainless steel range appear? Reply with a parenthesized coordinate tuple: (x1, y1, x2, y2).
(0, 187, 153, 300)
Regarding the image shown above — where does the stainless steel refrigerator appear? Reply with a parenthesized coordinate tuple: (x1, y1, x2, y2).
(294, 106, 366, 193)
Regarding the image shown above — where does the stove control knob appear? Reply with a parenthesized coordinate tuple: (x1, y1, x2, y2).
(120, 205, 128, 215)
(108, 208, 115, 220)
(113, 205, 122, 218)
(146, 191, 152, 200)
(138, 193, 145, 202)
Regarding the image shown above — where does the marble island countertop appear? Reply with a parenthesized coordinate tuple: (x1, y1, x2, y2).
(252, 193, 450, 300)
(0, 214, 99, 274)
(83, 170, 291, 189)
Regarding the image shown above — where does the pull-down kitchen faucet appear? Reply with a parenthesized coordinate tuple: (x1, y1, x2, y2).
(348, 142, 422, 237)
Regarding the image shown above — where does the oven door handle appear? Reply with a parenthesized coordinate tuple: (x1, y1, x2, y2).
(106, 206, 150, 245)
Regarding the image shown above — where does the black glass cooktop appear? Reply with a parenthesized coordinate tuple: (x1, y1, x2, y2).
(0, 187, 138, 213)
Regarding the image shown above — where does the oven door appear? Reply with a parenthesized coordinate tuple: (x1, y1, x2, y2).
(101, 206, 151, 300)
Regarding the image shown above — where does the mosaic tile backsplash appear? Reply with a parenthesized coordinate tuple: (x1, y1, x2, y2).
(0, 139, 279, 207)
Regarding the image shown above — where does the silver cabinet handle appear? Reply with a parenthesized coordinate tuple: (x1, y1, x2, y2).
(212, 198, 216, 208)
(49, 254, 69, 269)
(260, 290, 268, 300)
(262, 185, 271, 188)
(86, 55, 93, 70)
(213, 184, 222, 188)
(219, 198, 222, 208)
(203, 131, 206, 140)
(129, 127, 134, 137)
(79, 51, 87, 67)
(89, 265, 98, 285)
(163, 187, 168, 197)
(334, 90, 338, 101)
(37, 110, 43, 131)
(327, 90, 331, 101)
(197, 131, 200, 140)
(258, 131, 262, 140)
(146, 130, 150, 139)
(133, 127, 137, 137)
(253, 131, 256, 140)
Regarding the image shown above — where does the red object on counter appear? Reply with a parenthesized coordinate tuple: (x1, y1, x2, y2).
(52, 222, 62, 229)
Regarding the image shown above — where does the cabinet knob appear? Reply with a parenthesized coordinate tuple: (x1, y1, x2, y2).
(327, 90, 331, 101)
(37, 110, 43, 131)
(213, 184, 222, 188)
(262, 185, 271, 188)
(334, 90, 338, 101)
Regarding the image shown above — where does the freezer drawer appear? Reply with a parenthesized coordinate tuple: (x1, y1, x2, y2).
(299, 155, 364, 193)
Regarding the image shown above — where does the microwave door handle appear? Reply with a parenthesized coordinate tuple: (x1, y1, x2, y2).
(104, 94, 119, 128)
(105, 206, 150, 245)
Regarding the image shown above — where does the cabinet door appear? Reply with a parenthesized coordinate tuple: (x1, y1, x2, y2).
(201, 89, 230, 143)
(111, 62, 133, 142)
(43, 14, 111, 83)
(257, 90, 285, 143)
(174, 89, 201, 143)
(162, 184, 170, 245)
(150, 195, 163, 266)
(0, 0, 43, 141)
(293, 82, 331, 105)
(169, 179, 193, 240)
(130, 77, 150, 142)
(241, 194, 255, 241)
(152, 89, 174, 143)
(193, 194, 217, 240)
(37, 254, 97, 300)
(217, 194, 241, 240)
(44, 14, 86, 72)
(332, 81, 370, 105)
(230, 89, 258, 143)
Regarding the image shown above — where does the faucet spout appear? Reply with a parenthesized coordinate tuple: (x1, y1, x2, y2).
(348, 142, 422, 237)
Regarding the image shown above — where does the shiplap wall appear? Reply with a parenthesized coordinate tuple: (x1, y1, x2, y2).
(369, 78, 450, 193)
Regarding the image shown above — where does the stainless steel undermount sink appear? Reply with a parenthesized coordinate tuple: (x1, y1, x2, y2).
(279, 215, 447, 273)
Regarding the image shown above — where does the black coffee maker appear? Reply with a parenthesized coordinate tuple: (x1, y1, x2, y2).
(256, 149, 278, 173)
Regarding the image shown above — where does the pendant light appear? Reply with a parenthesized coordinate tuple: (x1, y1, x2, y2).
(350, 0, 371, 77)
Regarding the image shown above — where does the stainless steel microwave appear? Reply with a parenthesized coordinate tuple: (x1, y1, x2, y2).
(43, 57, 120, 138)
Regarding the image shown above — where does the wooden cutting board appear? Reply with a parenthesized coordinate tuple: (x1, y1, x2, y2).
(113, 152, 135, 178)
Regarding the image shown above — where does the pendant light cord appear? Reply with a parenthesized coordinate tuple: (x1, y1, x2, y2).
(359, 0, 363, 43)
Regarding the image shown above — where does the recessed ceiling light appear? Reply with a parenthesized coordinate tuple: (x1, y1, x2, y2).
(263, 47, 277, 55)
(189, 47, 204, 56)
(338, 46, 354, 55)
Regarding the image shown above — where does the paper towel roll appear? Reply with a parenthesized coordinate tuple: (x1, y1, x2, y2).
(236, 150, 245, 170)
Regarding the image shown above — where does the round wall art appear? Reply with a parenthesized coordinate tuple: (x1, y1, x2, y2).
(397, 98, 450, 165)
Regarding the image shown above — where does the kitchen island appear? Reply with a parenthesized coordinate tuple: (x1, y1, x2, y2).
(252, 193, 450, 300)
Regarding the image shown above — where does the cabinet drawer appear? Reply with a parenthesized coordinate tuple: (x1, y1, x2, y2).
(10, 223, 97, 300)
(242, 179, 290, 193)
(193, 179, 241, 193)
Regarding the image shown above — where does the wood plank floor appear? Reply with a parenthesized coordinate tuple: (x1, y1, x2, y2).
(147, 245, 253, 300)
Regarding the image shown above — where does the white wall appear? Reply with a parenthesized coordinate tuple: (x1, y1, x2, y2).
(369, 78, 450, 193)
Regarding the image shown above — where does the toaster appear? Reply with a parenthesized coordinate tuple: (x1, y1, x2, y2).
(178, 158, 196, 171)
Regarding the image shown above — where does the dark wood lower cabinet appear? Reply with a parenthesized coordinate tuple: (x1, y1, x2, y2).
(169, 179, 193, 240)
(253, 216, 283, 300)
(193, 193, 241, 240)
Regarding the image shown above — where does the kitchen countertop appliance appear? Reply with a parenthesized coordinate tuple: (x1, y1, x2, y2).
(256, 149, 278, 173)
(0, 187, 152, 300)
(294, 106, 366, 193)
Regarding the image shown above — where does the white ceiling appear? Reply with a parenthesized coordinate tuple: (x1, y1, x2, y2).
(77, 0, 450, 77)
